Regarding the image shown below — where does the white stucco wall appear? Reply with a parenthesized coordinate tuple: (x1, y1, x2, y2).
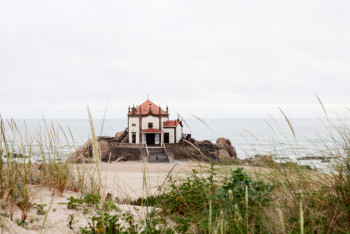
(176, 124, 183, 143)
(128, 117, 140, 143)
(141, 116, 160, 130)
(160, 117, 169, 130)
(142, 134, 146, 144)
(163, 128, 175, 143)
(128, 115, 171, 144)
(155, 133, 160, 144)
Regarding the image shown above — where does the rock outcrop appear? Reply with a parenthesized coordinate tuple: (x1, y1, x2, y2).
(115, 131, 124, 141)
(68, 134, 237, 163)
(181, 137, 238, 162)
(68, 136, 115, 163)
(242, 154, 273, 166)
(215, 138, 237, 160)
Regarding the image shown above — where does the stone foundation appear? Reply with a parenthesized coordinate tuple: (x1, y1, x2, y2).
(165, 143, 219, 161)
(70, 137, 237, 163)
(106, 143, 146, 162)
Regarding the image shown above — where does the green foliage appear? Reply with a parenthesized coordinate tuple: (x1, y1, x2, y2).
(36, 203, 47, 215)
(15, 218, 28, 229)
(67, 196, 83, 209)
(218, 167, 274, 207)
(81, 210, 174, 234)
(70, 192, 173, 233)
(67, 193, 100, 209)
(129, 195, 160, 207)
(102, 201, 119, 212)
(0, 212, 9, 217)
(81, 211, 139, 234)
(67, 214, 74, 230)
(155, 165, 274, 233)
(13, 183, 33, 222)
(83, 193, 100, 207)
(160, 164, 217, 216)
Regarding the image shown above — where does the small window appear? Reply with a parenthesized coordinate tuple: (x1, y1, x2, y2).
(148, 122, 153, 128)
(132, 132, 136, 143)
(132, 123, 136, 127)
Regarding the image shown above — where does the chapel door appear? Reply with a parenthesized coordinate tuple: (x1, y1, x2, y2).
(146, 134, 155, 145)
(164, 133, 169, 144)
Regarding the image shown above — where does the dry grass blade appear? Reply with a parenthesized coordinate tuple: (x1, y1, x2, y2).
(278, 107, 296, 141)
(315, 92, 328, 118)
(191, 114, 217, 138)
(300, 200, 304, 234)
(87, 106, 102, 194)
(158, 163, 177, 195)
(177, 113, 192, 134)
(183, 139, 213, 162)
(242, 129, 261, 144)
(0, 118, 9, 154)
(264, 119, 276, 133)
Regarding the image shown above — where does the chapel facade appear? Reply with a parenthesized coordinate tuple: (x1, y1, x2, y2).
(128, 99, 183, 145)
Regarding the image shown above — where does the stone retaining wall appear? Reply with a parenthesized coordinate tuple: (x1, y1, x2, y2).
(70, 137, 236, 163)
(104, 143, 146, 162)
(165, 143, 218, 161)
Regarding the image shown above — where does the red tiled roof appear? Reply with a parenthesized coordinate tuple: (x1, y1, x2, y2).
(129, 99, 168, 116)
(141, 128, 163, 133)
(164, 120, 180, 127)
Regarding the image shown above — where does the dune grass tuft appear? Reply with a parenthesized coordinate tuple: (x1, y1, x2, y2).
(0, 105, 349, 233)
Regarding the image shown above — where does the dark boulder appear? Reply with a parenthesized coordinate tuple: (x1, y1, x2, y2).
(115, 131, 124, 140)
(68, 136, 115, 163)
(242, 154, 274, 166)
(215, 138, 237, 159)
(198, 140, 213, 145)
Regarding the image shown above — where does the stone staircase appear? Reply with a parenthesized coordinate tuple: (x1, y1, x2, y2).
(115, 129, 129, 143)
(148, 147, 169, 163)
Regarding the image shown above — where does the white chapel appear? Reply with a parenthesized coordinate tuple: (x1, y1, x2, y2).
(128, 99, 183, 145)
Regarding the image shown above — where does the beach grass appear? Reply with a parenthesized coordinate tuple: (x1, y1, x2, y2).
(0, 105, 349, 233)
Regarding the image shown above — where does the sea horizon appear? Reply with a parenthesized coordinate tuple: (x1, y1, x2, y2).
(3, 118, 345, 170)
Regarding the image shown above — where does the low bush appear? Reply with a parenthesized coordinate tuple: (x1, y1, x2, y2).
(156, 165, 274, 233)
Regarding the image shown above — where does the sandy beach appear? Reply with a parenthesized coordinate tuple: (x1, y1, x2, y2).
(1, 161, 220, 233)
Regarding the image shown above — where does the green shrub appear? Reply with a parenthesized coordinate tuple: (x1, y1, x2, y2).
(156, 165, 274, 233)
(218, 167, 274, 207)
(83, 193, 100, 207)
(67, 196, 83, 209)
(36, 204, 47, 215)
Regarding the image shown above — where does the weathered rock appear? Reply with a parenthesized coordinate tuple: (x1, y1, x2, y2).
(116, 156, 128, 162)
(187, 138, 196, 143)
(232, 158, 243, 165)
(198, 140, 213, 145)
(217, 148, 231, 160)
(215, 138, 237, 159)
(297, 156, 332, 161)
(10, 153, 26, 158)
(99, 140, 112, 161)
(115, 131, 124, 141)
(242, 154, 273, 166)
(68, 136, 114, 163)
(68, 133, 239, 164)
(254, 154, 273, 162)
(75, 155, 94, 164)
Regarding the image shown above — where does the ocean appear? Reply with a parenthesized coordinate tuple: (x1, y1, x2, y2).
(2, 118, 348, 170)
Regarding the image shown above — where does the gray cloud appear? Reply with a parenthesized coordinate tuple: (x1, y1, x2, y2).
(0, 0, 349, 119)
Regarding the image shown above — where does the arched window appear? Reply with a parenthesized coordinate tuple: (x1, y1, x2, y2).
(148, 122, 153, 128)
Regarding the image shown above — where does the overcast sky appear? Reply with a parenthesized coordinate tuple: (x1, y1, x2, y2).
(0, 0, 349, 119)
